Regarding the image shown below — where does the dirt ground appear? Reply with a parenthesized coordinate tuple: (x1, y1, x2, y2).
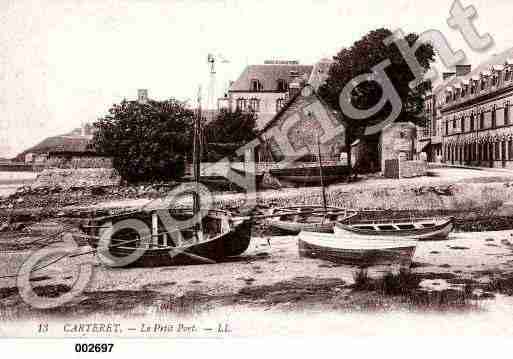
(2, 229, 513, 323)
(3, 167, 513, 336)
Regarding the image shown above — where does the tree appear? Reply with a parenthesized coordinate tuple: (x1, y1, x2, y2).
(318, 28, 435, 175)
(202, 108, 258, 161)
(93, 98, 194, 182)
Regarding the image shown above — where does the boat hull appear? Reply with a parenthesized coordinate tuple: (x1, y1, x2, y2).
(334, 217, 454, 240)
(267, 206, 357, 235)
(298, 232, 416, 267)
(269, 165, 349, 186)
(85, 210, 252, 267)
(271, 220, 334, 234)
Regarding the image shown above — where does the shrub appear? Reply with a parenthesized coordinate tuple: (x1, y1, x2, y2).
(93, 99, 193, 183)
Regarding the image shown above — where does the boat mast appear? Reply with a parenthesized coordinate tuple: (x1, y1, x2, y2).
(193, 86, 202, 239)
(316, 135, 328, 214)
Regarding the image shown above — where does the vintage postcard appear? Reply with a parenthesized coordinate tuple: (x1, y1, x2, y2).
(2, 0, 513, 352)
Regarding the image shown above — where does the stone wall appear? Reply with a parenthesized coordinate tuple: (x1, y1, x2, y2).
(45, 156, 113, 169)
(380, 122, 417, 172)
(31, 168, 121, 190)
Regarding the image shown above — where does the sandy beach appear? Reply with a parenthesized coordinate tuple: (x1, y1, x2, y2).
(2, 228, 513, 333)
(2, 167, 513, 336)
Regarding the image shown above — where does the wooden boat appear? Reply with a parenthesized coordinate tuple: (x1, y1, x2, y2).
(267, 136, 358, 234)
(82, 86, 252, 267)
(267, 205, 358, 234)
(298, 231, 416, 267)
(334, 217, 454, 240)
(83, 208, 251, 267)
(270, 165, 349, 186)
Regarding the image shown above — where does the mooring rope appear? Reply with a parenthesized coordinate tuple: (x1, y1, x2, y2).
(0, 227, 212, 280)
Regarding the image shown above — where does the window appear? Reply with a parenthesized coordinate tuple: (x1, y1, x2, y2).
(505, 102, 510, 125)
(470, 113, 475, 131)
(453, 117, 457, 129)
(445, 121, 449, 135)
(506, 71, 512, 82)
(461, 116, 465, 132)
(250, 79, 262, 92)
(509, 139, 513, 160)
(276, 98, 284, 112)
(495, 142, 500, 160)
(249, 98, 260, 112)
(471, 83, 476, 95)
(236, 98, 247, 111)
(480, 111, 485, 128)
(481, 79, 487, 90)
(492, 75, 498, 87)
(277, 79, 288, 92)
(492, 106, 497, 128)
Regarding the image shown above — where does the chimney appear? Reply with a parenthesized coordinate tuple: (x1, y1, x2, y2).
(456, 65, 472, 77)
(137, 89, 148, 104)
(443, 72, 456, 80)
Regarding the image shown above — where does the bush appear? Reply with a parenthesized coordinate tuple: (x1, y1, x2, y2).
(93, 99, 193, 183)
(352, 268, 371, 290)
(352, 268, 421, 295)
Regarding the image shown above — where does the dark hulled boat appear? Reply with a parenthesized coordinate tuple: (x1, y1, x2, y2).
(81, 85, 252, 267)
(83, 208, 251, 267)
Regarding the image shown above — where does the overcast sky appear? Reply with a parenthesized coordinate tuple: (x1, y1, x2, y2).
(1, 0, 512, 157)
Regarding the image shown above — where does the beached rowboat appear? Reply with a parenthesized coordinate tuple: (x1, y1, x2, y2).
(298, 231, 417, 267)
(267, 205, 358, 234)
(83, 208, 251, 267)
(334, 217, 454, 240)
(82, 88, 252, 268)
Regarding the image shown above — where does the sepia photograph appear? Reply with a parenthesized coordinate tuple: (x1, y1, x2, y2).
(2, 0, 513, 346)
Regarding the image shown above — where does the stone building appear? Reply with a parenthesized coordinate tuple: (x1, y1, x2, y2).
(419, 66, 473, 162)
(256, 84, 346, 163)
(18, 123, 111, 169)
(434, 50, 513, 168)
(225, 60, 314, 129)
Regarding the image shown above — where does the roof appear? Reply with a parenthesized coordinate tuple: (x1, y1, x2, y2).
(229, 64, 313, 92)
(22, 135, 94, 155)
(433, 47, 513, 94)
(259, 84, 344, 134)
